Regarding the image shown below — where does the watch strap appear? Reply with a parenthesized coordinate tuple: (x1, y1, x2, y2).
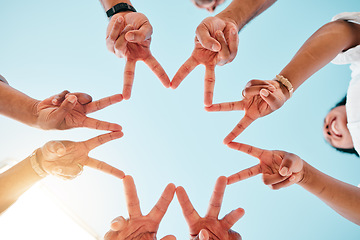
(106, 3, 137, 18)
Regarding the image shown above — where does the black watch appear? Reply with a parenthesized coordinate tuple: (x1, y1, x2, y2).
(106, 3, 137, 18)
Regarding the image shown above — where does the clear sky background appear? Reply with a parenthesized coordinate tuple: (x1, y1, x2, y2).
(0, 0, 359, 239)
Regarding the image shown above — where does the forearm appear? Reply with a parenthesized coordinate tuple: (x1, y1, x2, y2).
(0, 153, 43, 214)
(298, 161, 360, 225)
(99, 0, 133, 11)
(216, 0, 276, 31)
(0, 81, 40, 127)
(280, 20, 360, 91)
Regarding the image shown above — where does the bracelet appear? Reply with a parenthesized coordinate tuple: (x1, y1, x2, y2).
(274, 74, 294, 97)
(29, 149, 48, 178)
(106, 3, 137, 18)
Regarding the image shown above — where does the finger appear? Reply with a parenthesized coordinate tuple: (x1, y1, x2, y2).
(122, 60, 136, 100)
(110, 216, 126, 231)
(227, 164, 261, 185)
(279, 154, 303, 177)
(262, 173, 288, 186)
(221, 208, 245, 229)
(223, 115, 255, 144)
(123, 175, 142, 218)
(205, 100, 244, 112)
(106, 17, 125, 53)
(260, 89, 285, 110)
(215, 31, 230, 66)
(175, 186, 200, 225)
(194, 229, 209, 240)
(225, 26, 239, 63)
(51, 90, 70, 105)
(85, 157, 125, 179)
(161, 235, 177, 240)
(82, 117, 123, 132)
(83, 131, 123, 151)
(170, 57, 199, 89)
(144, 55, 170, 88)
(270, 175, 300, 190)
(66, 92, 92, 105)
(114, 24, 134, 58)
(206, 176, 227, 218)
(196, 23, 221, 52)
(148, 183, 176, 222)
(227, 142, 265, 158)
(242, 85, 275, 98)
(51, 164, 82, 179)
(204, 64, 216, 106)
(85, 94, 123, 114)
(51, 95, 77, 122)
(125, 21, 152, 42)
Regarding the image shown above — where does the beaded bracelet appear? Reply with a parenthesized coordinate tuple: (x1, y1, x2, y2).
(275, 74, 294, 97)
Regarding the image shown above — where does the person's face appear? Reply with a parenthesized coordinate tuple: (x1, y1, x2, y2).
(323, 105, 354, 149)
(192, 0, 225, 12)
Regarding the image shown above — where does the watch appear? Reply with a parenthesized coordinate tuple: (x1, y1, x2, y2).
(106, 3, 137, 18)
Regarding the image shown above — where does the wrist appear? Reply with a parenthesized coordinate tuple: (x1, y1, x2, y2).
(29, 149, 48, 178)
(30, 99, 41, 128)
(297, 161, 310, 187)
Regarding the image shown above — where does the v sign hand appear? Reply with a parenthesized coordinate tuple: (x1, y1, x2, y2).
(227, 142, 304, 190)
(205, 79, 289, 144)
(171, 16, 238, 107)
(106, 12, 170, 100)
(38, 132, 125, 180)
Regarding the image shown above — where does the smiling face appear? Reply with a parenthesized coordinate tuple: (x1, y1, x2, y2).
(192, 0, 225, 12)
(323, 105, 354, 149)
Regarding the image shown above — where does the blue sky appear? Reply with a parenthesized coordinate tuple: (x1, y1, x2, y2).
(0, 0, 359, 239)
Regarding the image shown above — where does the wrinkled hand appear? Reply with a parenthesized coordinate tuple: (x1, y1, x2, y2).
(36, 90, 123, 131)
(38, 131, 125, 180)
(176, 176, 244, 240)
(206, 79, 289, 143)
(106, 12, 170, 99)
(104, 175, 176, 240)
(171, 16, 238, 106)
(227, 142, 304, 190)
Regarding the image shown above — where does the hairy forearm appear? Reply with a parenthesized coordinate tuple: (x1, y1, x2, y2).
(280, 20, 360, 91)
(298, 161, 360, 225)
(0, 155, 42, 214)
(99, 0, 133, 11)
(216, 0, 276, 30)
(0, 81, 39, 127)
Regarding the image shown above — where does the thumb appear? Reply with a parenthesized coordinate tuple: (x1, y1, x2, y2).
(279, 153, 304, 177)
(260, 89, 285, 110)
(41, 141, 66, 160)
(193, 229, 209, 240)
(160, 235, 177, 240)
(125, 22, 152, 42)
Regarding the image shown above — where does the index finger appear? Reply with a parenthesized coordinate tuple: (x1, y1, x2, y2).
(83, 131, 123, 151)
(206, 176, 227, 218)
(123, 175, 142, 218)
(82, 117, 123, 132)
(175, 186, 200, 225)
(170, 56, 199, 89)
(144, 55, 170, 88)
(123, 59, 136, 100)
(205, 100, 245, 112)
(85, 94, 123, 114)
(223, 114, 255, 144)
(85, 157, 125, 179)
(148, 183, 176, 222)
(227, 142, 265, 158)
(227, 164, 261, 185)
(204, 64, 215, 106)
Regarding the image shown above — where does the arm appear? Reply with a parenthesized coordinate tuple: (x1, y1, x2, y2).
(216, 0, 277, 31)
(299, 161, 360, 225)
(0, 153, 42, 214)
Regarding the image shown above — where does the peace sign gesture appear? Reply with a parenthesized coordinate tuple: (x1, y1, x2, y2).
(206, 79, 289, 144)
(171, 16, 238, 106)
(176, 176, 244, 240)
(38, 131, 125, 180)
(37, 92, 123, 131)
(227, 142, 304, 190)
(104, 175, 176, 240)
(106, 12, 170, 100)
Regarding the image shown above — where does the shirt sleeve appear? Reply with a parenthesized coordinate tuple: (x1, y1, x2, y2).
(0, 74, 9, 85)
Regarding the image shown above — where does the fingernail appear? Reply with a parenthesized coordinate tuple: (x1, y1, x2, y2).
(279, 167, 288, 176)
(117, 17, 122, 23)
(200, 231, 205, 240)
(231, 29, 237, 35)
(52, 99, 58, 104)
(126, 33, 135, 41)
(67, 95, 76, 104)
(269, 85, 276, 92)
(260, 89, 269, 97)
(212, 43, 220, 52)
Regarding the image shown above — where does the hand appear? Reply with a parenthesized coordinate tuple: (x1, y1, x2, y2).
(192, 0, 226, 12)
(205, 79, 289, 143)
(176, 176, 244, 240)
(38, 131, 125, 180)
(36, 91, 123, 131)
(104, 175, 176, 240)
(106, 12, 170, 100)
(227, 142, 304, 190)
(171, 16, 238, 106)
